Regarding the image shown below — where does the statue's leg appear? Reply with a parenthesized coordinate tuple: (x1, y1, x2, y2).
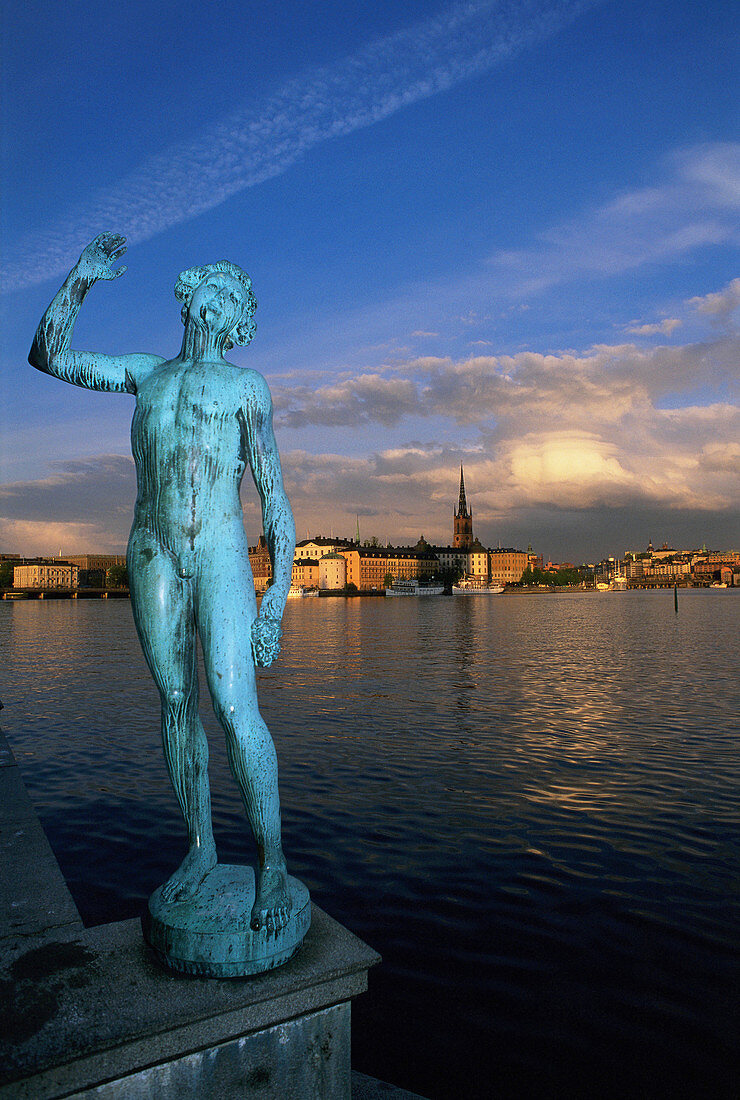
(128, 529, 216, 901)
(194, 538, 290, 933)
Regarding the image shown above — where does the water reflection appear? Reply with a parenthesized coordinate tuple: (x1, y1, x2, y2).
(1, 591, 738, 1098)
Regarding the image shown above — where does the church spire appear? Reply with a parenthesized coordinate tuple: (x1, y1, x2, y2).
(457, 464, 469, 518)
(453, 464, 473, 549)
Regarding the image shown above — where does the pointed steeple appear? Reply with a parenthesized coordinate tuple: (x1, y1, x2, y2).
(453, 464, 474, 549)
(456, 465, 469, 518)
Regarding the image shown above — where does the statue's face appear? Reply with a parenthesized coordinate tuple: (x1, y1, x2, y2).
(189, 272, 247, 335)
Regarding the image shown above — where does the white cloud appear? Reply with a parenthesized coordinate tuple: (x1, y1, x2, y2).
(485, 144, 740, 297)
(688, 277, 740, 322)
(626, 318, 682, 336)
(2, 0, 602, 291)
(273, 333, 737, 434)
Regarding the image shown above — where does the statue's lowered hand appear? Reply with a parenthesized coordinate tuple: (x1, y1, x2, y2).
(78, 232, 128, 282)
(251, 616, 282, 668)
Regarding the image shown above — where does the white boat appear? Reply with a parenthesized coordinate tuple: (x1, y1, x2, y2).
(287, 585, 319, 598)
(452, 577, 504, 595)
(385, 578, 444, 597)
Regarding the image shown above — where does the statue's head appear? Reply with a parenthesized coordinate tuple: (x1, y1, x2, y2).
(174, 261, 257, 349)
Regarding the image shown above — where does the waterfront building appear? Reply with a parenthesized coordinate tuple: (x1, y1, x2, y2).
(295, 536, 353, 561)
(14, 562, 79, 589)
(435, 546, 468, 574)
(467, 539, 490, 578)
(291, 558, 320, 589)
(319, 552, 347, 591)
(342, 546, 438, 591)
(446, 470, 530, 584)
(693, 551, 740, 585)
(453, 466, 473, 550)
(489, 548, 529, 586)
(66, 554, 126, 571)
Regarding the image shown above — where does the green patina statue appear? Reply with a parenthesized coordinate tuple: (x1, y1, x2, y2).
(29, 233, 309, 975)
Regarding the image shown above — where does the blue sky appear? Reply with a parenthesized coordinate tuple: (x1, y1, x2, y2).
(1, 0, 738, 561)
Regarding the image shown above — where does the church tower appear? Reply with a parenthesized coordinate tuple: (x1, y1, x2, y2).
(453, 465, 473, 549)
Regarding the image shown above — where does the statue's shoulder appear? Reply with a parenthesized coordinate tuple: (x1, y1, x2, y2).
(232, 365, 272, 408)
(127, 353, 168, 390)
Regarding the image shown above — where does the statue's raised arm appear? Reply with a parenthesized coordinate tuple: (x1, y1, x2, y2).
(29, 232, 163, 393)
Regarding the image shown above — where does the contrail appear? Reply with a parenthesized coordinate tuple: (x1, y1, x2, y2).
(3, 0, 601, 291)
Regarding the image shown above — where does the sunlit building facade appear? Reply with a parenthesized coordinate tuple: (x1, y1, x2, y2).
(489, 549, 529, 585)
(319, 552, 347, 590)
(342, 547, 438, 590)
(291, 558, 320, 589)
(14, 562, 79, 589)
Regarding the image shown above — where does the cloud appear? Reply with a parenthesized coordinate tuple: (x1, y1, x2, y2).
(0, 455, 135, 525)
(275, 373, 419, 428)
(0, 456, 138, 556)
(2, 0, 602, 291)
(626, 318, 682, 336)
(272, 332, 739, 433)
(698, 441, 740, 473)
(0, 519, 118, 560)
(4, 309, 738, 559)
(271, 328, 740, 535)
(485, 143, 740, 297)
(688, 277, 740, 323)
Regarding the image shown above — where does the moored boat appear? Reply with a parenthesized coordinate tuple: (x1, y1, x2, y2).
(385, 578, 444, 597)
(452, 576, 504, 595)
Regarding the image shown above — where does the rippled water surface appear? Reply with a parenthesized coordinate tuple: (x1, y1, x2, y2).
(1, 591, 738, 1097)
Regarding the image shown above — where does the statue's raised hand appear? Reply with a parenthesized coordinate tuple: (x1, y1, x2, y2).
(78, 232, 128, 282)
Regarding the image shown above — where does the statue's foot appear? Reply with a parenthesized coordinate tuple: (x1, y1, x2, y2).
(160, 845, 217, 903)
(251, 862, 291, 935)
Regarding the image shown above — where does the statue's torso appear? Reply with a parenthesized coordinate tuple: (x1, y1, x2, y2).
(130, 358, 255, 553)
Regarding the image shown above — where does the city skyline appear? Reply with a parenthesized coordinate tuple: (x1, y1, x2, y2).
(1, 1, 738, 562)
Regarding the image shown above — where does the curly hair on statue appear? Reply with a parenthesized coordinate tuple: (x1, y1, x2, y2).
(174, 261, 257, 348)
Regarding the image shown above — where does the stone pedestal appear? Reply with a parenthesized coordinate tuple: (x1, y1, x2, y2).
(0, 731, 381, 1100)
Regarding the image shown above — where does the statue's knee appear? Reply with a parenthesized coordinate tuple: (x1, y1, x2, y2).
(215, 698, 238, 725)
(164, 687, 189, 711)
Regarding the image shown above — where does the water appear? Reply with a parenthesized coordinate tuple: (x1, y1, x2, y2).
(1, 591, 738, 1098)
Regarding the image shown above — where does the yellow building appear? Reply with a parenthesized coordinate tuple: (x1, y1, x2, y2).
(342, 547, 438, 591)
(467, 539, 489, 578)
(295, 537, 352, 560)
(489, 549, 528, 585)
(291, 558, 320, 589)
